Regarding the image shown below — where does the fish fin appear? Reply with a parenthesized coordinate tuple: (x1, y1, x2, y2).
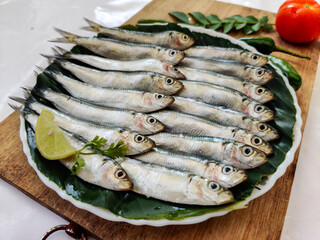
(83, 18, 103, 32)
(53, 28, 80, 43)
(8, 103, 24, 117)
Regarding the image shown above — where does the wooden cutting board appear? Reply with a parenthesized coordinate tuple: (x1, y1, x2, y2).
(1, 0, 319, 239)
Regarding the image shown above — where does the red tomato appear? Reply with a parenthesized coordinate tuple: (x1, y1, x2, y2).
(276, 0, 320, 43)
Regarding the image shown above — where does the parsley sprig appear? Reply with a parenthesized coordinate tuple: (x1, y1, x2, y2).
(70, 136, 128, 175)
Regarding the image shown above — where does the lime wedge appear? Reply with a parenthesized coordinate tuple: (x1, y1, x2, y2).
(35, 110, 75, 160)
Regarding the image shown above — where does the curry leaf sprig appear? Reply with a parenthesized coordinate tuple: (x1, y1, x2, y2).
(169, 11, 274, 34)
(70, 136, 128, 175)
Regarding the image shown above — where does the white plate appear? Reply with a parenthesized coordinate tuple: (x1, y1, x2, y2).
(19, 24, 302, 226)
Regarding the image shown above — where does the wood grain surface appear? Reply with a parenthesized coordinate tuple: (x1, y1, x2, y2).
(1, 1, 320, 239)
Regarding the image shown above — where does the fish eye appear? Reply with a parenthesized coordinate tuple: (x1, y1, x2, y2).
(258, 123, 267, 132)
(147, 116, 157, 124)
(255, 87, 265, 95)
(166, 78, 174, 85)
(222, 166, 233, 175)
(241, 146, 253, 157)
(251, 54, 259, 60)
(169, 50, 177, 56)
(182, 34, 189, 41)
(254, 105, 265, 113)
(251, 136, 263, 146)
(256, 69, 265, 76)
(118, 129, 123, 133)
(173, 67, 179, 72)
(114, 169, 126, 179)
(209, 182, 220, 191)
(134, 134, 145, 143)
(155, 94, 164, 100)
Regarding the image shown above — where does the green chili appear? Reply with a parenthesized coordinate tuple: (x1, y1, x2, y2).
(267, 55, 302, 91)
(240, 37, 311, 60)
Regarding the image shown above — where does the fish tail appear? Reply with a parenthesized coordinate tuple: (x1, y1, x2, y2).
(41, 47, 70, 63)
(35, 65, 45, 73)
(50, 28, 80, 43)
(82, 18, 103, 32)
(9, 96, 27, 106)
(8, 103, 24, 117)
(54, 46, 68, 55)
(40, 53, 68, 61)
(49, 37, 70, 43)
(33, 70, 39, 78)
(40, 53, 58, 61)
(52, 47, 61, 56)
(9, 85, 36, 107)
(80, 26, 96, 32)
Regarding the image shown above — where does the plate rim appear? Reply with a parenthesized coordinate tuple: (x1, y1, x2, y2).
(19, 23, 302, 227)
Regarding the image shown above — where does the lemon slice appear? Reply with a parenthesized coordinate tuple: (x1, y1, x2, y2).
(35, 110, 75, 160)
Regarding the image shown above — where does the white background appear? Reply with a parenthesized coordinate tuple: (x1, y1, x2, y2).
(0, 0, 319, 239)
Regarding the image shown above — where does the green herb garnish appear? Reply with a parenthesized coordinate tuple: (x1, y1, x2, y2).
(139, 12, 274, 35)
(71, 156, 85, 175)
(70, 136, 128, 175)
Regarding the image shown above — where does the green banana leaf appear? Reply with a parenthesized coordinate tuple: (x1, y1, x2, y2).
(25, 23, 297, 220)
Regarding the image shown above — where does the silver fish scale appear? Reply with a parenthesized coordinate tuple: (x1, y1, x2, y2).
(147, 110, 273, 154)
(169, 96, 278, 141)
(30, 88, 164, 135)
(18, 27, 279, 204)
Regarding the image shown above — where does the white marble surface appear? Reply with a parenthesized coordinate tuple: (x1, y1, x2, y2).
(0, 0, 319, 239)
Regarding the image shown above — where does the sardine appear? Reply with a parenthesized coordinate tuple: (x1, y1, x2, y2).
(30, 86, 164, 135)
(181, 57, 274, 85)
(83, 18, 195, 50)
(20, 101, 155, 155)
(169, 96, 279, 141)
(17, 103, 232, 204)
(43, 70, 174, 113)
(177, 66, 274, 103)
(19, 110, 132, 191)
(117, 157, 234, 205)
(184, 46, 268, 67)
(149, 133, 268, 169)
(149, 110, 273, 154)
(53, 28, 185, 65)
(45, 51, 185, 79)
(134, 148, 247, 188)
(177, 80, 274, 122)
(56, 60, 183, 95)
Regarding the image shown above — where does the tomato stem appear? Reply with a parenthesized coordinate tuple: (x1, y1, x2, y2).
(274, 46, 311, 60)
